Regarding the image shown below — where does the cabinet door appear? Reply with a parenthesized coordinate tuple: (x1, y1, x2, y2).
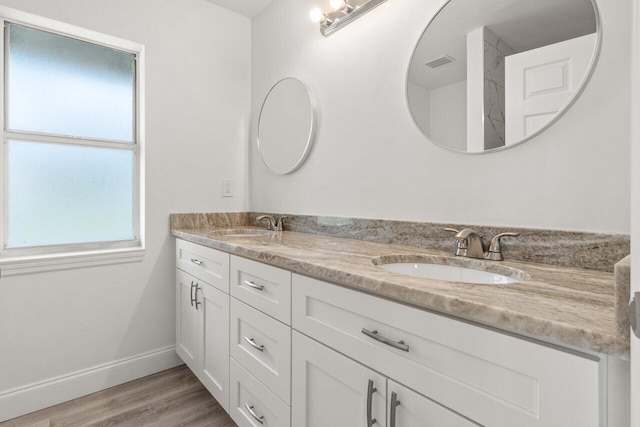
(176, 269, 199, 372)
(292, 331, 386, 427)
(198, 282, 230, 412)
(388, 381, 478, 427)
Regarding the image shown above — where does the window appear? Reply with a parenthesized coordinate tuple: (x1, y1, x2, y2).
(0, 10, 144, 272)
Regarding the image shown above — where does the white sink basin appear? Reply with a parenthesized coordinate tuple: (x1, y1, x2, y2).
(208, 228, 276, 237)
(378, 262, 521, 285)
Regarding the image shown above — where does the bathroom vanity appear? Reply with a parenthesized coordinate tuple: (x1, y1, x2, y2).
(172, 217, 629, 427)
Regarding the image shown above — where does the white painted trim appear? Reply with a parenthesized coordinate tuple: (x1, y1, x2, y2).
(0, 246, 145, 277)
(0, 346, 182, 422)
(0, 5, 143, 53)
(630, 0, 640, 425)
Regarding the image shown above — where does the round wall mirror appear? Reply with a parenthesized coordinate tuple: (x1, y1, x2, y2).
(257, 78, 317, 174)
(407, 0, 601, 154)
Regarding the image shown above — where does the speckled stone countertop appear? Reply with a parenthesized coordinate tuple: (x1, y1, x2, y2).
(172, 226, 629, 356)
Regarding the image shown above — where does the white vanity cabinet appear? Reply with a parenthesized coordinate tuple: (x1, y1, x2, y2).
(175, 240, 231, 412)
(292, 274, 601, 427)
(175, 239, 611, 427)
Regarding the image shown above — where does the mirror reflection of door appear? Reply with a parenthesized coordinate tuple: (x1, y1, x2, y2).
(407, 0, 600, 154)
(505, 34, 597, 144)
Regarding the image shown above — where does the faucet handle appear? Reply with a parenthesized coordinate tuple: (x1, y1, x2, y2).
(444, 228, 467, 256)
(275, 216, 289, 231)
(486, 232, 520, 261)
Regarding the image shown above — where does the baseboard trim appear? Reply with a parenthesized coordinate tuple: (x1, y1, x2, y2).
(0, 346, 183, 422)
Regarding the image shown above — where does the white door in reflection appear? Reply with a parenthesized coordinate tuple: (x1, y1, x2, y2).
(505, 33, 596, 143)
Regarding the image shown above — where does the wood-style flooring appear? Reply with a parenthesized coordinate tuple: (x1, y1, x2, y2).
(0, 365, 237, 427)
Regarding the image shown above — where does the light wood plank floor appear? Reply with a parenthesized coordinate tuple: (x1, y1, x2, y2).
(0, 365, 237, 427)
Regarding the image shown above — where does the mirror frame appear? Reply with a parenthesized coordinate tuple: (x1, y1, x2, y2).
(405, 0, 603, 155)
(257, 77, 318, 174)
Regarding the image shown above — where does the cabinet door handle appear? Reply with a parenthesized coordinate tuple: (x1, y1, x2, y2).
(244, 337, 265, 352)
(367, 379, 377, 426)
(243, 280, 264, 291)
(244, 404, 265, 424)
(390, 391, 401, 427)
(190, 281, 196, 307)
(194, 284, 202, 310)
(361, 328, 409, 352)
(190, 258, 203, 266)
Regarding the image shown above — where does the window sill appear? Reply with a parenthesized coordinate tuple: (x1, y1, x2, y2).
(0, 246, 145, 277)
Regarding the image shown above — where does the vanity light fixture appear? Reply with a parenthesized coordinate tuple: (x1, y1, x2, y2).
(310, 0, 388, 36)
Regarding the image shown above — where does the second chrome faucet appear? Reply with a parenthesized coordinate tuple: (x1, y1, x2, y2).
(257, 215, 288, 231)
(445, 228, 519, 261)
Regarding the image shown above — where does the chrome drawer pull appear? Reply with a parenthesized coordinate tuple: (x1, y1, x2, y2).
(244, 337, 265, 352)
(243, 280, 265, 291)
(361, 328, 409, 352)
(390, 391, 401, 427)
(190, 258, 203, 266)
(367, 379, 377, 426)
(190, 281, 196, 307)
(244, 404, 265, 424)
(194, 284, 202, 310)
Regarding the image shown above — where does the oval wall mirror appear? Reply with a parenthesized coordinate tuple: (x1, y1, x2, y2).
(407, 0, 601, 154)
(257, 78, 317, 174)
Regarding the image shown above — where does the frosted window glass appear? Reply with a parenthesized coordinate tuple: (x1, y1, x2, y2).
(7, 24, 135, 142)
(8, 140, 134, 248)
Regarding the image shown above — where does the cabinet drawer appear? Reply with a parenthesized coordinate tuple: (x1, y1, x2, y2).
(230, 359, 291, 427)
(231, 255, 291, 324)
(292, 274, 600, 427)
(176, 239, 229, 293)
(231, 298, 291, 404)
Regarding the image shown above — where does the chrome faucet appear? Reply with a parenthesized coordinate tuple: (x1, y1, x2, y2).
(445, 228, 519, 261)
(256, 215, 288, 231)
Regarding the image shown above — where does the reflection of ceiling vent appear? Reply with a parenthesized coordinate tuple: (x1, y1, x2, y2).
(425, 55, 455, 68)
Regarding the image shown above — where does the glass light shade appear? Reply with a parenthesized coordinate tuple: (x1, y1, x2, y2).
(330, 0, 347, 10)
(310, 8, 325, 23)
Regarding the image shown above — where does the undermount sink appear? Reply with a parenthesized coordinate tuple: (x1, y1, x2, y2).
(374, 255, 528, 285)
(208, 228, 276, 237)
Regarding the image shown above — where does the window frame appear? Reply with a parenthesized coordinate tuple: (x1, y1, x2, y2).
(0, 6, 145, 275)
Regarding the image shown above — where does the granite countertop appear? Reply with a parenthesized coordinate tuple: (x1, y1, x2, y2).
(172, 226, 629, 356)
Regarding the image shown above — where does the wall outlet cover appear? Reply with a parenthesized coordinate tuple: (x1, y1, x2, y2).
(222, 179, 233, 197)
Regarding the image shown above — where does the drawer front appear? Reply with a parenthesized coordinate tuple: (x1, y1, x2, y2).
(231, 255, 292, 325)
(230, 359, 291, 427)
(231, 298, 292, 404)
(176, 239, 229, 293)
(292, 274, 600, 427)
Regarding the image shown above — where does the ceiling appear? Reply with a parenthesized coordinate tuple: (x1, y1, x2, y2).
(204, 0, 273, 17)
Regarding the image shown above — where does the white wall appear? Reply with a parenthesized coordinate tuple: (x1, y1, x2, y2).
(0, 0, 250, 420)
(250, 0, 631, 234)
(430, 80, 467, 152)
